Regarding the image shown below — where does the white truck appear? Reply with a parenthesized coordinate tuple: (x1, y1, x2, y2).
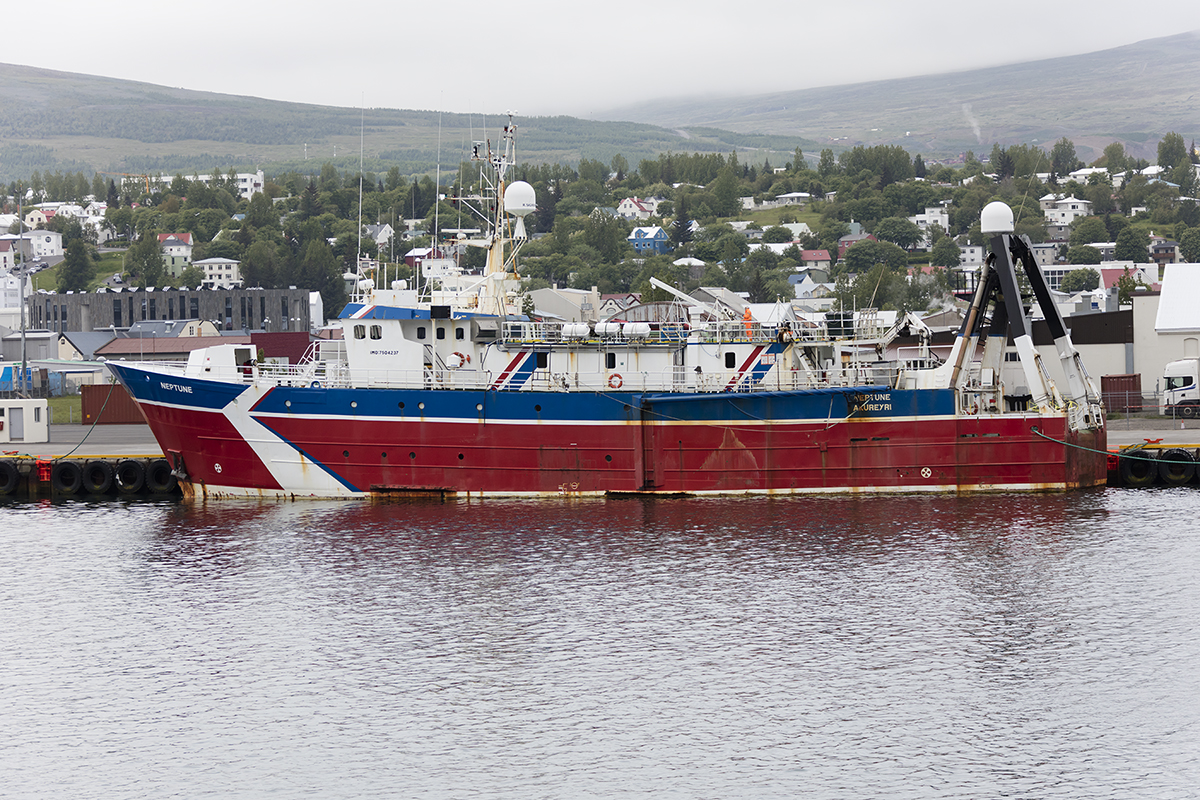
(1162, 358, 1200, 417)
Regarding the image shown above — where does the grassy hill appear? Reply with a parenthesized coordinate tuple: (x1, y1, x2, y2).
(0, 64, 820, 183)
(596, 32, 1200, 165)
(1, 31, 1197, 183)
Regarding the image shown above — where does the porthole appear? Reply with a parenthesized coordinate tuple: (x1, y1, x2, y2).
(534, 404, 542, 412)
(381, 452, 387, 459)
(418, 402, 425, 410)
(398, 401, 405, 409)
(605, 455, 612, 462)
(285, 400, 291, 408)
(476, 404, 483, 411)
(351, 401, 357, 408)
(409, 452, 416, 459)
(343, 450, 350, 458)
(458, 453, 464, 460)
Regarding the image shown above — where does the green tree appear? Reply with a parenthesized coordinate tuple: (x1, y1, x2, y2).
(842, 239, 908, 274)
(56, 240, 94, 292)
(126, 234, 166, 288)
(1179, 227, 1200, 263)
(295, 239, 347, 316)
(1116, 266, 1149, 304)
(818, 149, 838, 178)
(929, 236, 961, 267)
(1069, 216, 1109, 246)
(1060, 267, 1100, 292)
(1101, 142, 1128, 174)
(873, 217, 924, 249)
(1067, 245, 1101, 265)
(1050, 137, 1082, 178)
(1158, 132, 1188, 170)
(1114, 226, 1150, 262)
(710, 166, 740, 217)
(177, 264, 205, 289)
(761, 225, 792, 243)
(581, 210, 628, 263)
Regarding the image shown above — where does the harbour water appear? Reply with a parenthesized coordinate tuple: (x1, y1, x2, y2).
(2, 489, 1198, 798)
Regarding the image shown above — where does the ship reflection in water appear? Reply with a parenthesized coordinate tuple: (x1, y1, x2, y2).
(2, 491, 1198, 798)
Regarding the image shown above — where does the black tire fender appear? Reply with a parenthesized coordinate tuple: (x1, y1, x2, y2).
(115, 459, 146, 494)
(82, 460, 115, 494)
(0, 460, 20, 495)
(146, 459, 177, 494)
(51, 461, 84, 494)
(1118, 452, 1158, 487)
(1157, 448, 1195, 486)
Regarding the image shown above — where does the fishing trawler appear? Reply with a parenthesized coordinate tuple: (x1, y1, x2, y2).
(106, 116, 1107, 499)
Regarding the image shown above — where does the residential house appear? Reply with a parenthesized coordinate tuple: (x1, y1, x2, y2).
(1150, 236, 1179, 267)
(23, 207, 55, 229)
(616, 196, 664, 221)
(0, 240, 14, 273)
(628, 226, 671, 255)
(194, 257, 243, 289)
(365, 223, 395, 251)
(908, 205, 951, 249)
(837, 231, 877, 259)
(158, 233, 195, 278)
(58, 330, 117, 361)
(0, 230, 63, 259)
(773, 191, 811, 207)
(801, 249, 832, 269)
(1040, 194, 1093, 240)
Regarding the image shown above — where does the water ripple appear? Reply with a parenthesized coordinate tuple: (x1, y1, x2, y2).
(1, 490, 1198, 797)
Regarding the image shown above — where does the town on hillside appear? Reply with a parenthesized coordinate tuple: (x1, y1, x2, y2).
(2, 132, 1199, 411)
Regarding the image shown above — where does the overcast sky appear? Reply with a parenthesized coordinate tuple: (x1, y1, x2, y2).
(6, 0, 1198, 118)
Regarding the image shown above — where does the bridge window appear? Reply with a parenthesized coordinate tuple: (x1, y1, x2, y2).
(370, 325, 382, 340)
(436, 327, 446, 340)
(606, 353, 616, 369)
(725, 352, 736, 369)
(354, 325, 366, 339)
(417, 326, 426, 340)
(456, 327, 465, 340)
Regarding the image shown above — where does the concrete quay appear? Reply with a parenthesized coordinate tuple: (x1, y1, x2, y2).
(3, 424, 164, 458)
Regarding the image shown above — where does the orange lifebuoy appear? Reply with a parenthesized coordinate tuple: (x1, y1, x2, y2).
(452, 351, 470, 364)
(608, 373, 623, 389)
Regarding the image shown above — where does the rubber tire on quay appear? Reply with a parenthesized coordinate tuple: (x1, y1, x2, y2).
(82, 460, 115, 494)
(1118, 452, 1158, 487)
(0, 460, 20, 495)
(51, 461, 84, 495)
(146, 459, 177, 494)
(115, 459, 146, 494)
(1157, 448, 1195, 486)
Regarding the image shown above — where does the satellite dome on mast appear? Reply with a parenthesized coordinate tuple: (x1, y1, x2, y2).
(503, 180, 536, 240)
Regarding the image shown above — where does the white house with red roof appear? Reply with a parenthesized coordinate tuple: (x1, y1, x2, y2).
(616, 196, 664, 221)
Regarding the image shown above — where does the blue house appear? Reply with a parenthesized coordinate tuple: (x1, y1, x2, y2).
(628, 225, 671, 255)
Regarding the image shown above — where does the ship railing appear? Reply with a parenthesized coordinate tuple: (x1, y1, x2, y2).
(501, 319, 791, 346)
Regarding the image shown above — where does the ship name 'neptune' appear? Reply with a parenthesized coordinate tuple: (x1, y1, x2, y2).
(160, 382, 193, 394)
(854, 392, 892, 411)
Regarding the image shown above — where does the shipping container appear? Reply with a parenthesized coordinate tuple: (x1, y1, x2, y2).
(82, 382, 148, 425)
(1101, 373, 1143, 413)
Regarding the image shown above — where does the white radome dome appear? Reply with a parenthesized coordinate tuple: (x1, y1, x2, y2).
(503, 181, 537, 217)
